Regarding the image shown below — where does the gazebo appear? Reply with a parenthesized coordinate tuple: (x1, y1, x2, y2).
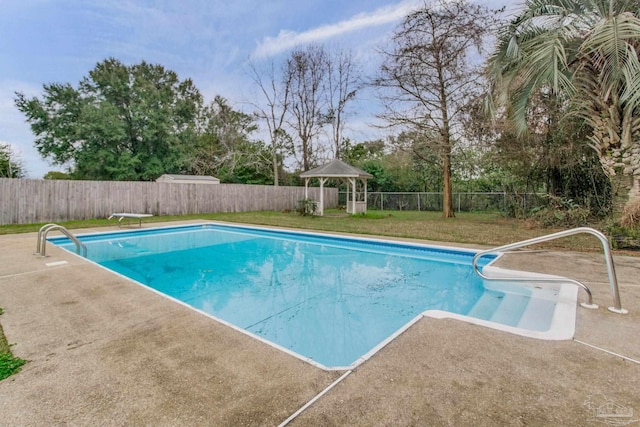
(299, 159, 373, 216)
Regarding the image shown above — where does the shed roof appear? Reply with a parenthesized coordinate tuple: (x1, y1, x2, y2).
(299, 159, 372, 179)
(157, 174, 219, 182)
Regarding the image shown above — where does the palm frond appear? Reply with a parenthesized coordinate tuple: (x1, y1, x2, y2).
(486, 0, 640, 143)
(520, 30, 575, 95)
(621, 43, 640, 107)
(508, 79, 538, 134)
(580, 11, 640, 106)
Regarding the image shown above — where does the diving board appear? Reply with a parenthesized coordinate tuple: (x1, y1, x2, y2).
(108, 213, 153, 227)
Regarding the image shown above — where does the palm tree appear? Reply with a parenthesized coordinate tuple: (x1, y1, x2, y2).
(487, 0, 640, 219)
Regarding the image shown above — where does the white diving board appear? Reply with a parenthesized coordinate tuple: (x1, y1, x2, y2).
(108, 213, 153, 227)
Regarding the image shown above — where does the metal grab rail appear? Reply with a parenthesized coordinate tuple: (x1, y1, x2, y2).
(36, 223, 58, 255)
(36, 224, 87, 258)
(472, 227, 627, 314)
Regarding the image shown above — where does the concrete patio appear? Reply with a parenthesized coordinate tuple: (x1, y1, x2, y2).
(0, 221, 638, 426)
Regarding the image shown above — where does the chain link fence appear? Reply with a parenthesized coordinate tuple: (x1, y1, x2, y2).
(338, 192, 546, 213)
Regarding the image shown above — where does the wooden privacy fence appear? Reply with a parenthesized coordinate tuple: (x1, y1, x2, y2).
(0, 178, 337, 225)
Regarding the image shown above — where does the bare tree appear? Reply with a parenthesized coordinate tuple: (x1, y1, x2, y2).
(190, 96, 261, 180)
(375, 0, 498, 217)
(249, 61, 293, 186)
(325, 48, 359, 159)
(286, 44, 328, 171)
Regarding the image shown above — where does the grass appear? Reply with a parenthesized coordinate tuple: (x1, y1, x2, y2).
(0, 308, 27, 381)
(0, 209, 628, 253)
(0, 209, 624, 252)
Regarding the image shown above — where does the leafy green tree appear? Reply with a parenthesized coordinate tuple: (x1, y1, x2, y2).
(343, 136, 443, 193)
(488, 92, 612, 215)
(487, 0, 640, 219)
(386, 131, 445, 192)
(457, 84, 612, 214)
(43, 171, 72, 180)
(15, 58, 202, 181)
(341, 139, 385, 164)
(361, 159, 399, 192)
(0, 143, 25, 178)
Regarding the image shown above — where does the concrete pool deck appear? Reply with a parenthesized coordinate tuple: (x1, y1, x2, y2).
(0, 221, 638, 426)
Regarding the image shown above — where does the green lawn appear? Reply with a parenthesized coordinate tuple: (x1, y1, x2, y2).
(0, 209, 616, 252)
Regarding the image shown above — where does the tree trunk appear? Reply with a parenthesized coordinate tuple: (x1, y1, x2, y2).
(302, 137, 310, 171)
(442, 150, 455, 218)
(589, 102, 640, 222)
(609, 169, 640, 221)
(272, 149, 279, 187)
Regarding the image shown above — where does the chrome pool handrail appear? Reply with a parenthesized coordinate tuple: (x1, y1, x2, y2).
(36, 223, 59, 254)
(36, 223, 87, 258)
(472, 227, 627, 314)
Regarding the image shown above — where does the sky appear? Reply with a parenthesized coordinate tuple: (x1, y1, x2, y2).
(0, 0, 515, 178)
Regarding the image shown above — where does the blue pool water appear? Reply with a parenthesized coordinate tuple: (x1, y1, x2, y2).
(52, 224, 538, 368)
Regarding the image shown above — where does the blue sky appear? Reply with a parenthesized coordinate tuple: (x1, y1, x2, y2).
(0, 0, 513, 178)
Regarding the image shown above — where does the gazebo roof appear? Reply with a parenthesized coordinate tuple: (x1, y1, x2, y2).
(299, 159, 372, 179)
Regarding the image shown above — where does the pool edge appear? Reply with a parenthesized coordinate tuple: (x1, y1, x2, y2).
(49, 221, 580, 371)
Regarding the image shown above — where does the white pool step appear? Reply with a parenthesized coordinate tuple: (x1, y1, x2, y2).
(516, 295, 556, 332)
(468, 292, 531, 327)
(467, 292, 502, 320)
(489, 293, 530, 327)
(469, 286, 561, 332)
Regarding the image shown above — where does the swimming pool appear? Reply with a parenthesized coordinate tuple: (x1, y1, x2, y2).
(51, 223, 577, 369)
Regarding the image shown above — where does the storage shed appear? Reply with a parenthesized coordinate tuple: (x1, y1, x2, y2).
(156, 174, 220, 184)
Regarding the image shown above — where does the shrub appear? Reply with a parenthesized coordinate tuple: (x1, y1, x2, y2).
(620, 198, 640, 227)
(605, 222, 640, 250)
(296, 199, 318, 216)
(529, 195, 591, 228)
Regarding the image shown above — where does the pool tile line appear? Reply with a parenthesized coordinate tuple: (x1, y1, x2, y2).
(574, 339, 640, 365)
(277, 370, 353, 427)
(0, 263, 75, 280)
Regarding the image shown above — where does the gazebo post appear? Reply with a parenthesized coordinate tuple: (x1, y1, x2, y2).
(319, 178, 326, 216)
(345, 178, 350, 213)
(350, 178, 356, 214)
(363, 178, 368, 213)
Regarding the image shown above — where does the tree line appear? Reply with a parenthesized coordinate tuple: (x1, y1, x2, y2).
(13, 0, 640, 223)
(0, 142, 24, 178)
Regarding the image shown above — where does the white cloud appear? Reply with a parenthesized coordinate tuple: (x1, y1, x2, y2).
(252, 0, 421, 59)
